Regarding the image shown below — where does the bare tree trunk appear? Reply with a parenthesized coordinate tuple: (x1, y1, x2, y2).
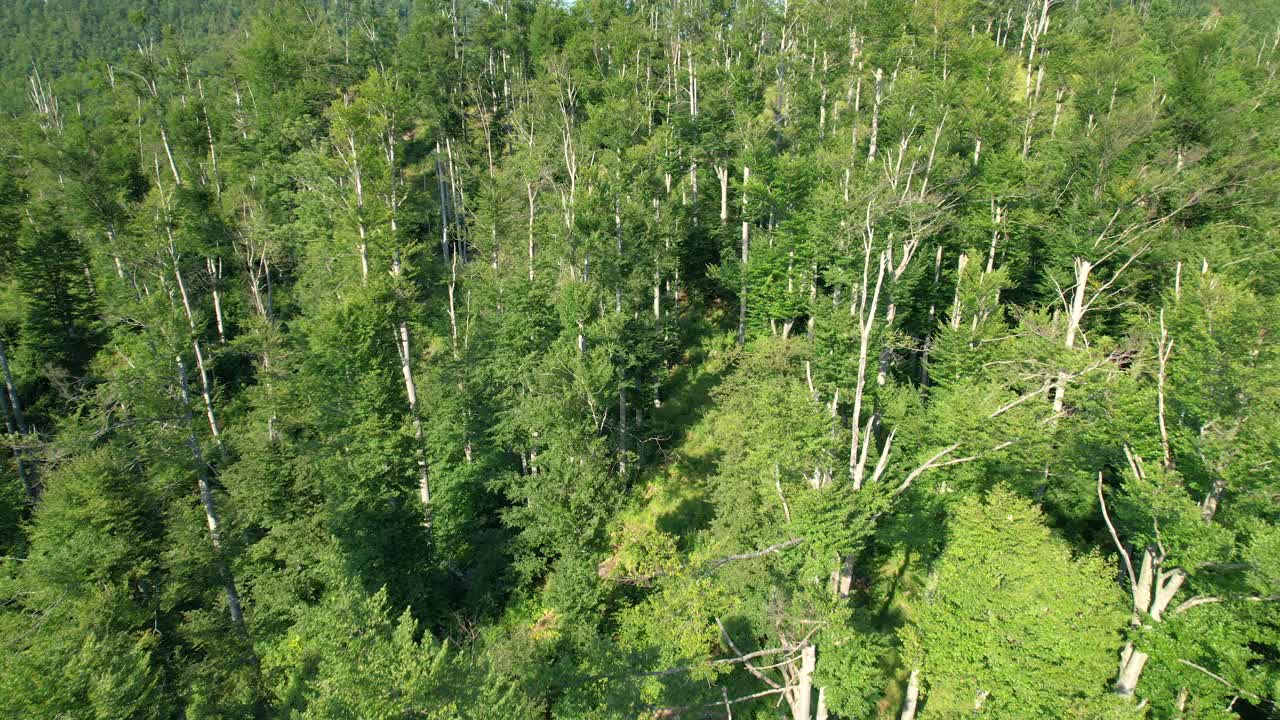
(920, 246, 943, 385)
(1051, 87, 1066, 137)
(168, 228, 196, 330)
(0, 383, 32, 499)
(1100, 458, 1196, 699)
(919, 113, 946, 199)
(850, 232, 887, 489)
(1156, 310, 1174, 468)
(176, 355, 246, 631)
(337, 123, 369, 283)
(987, 200, 1005, 274)
(192, 340, 226, 462)
(1114, 643, 1148, 697)
(357, 222, 369, 283)
(447, 252, 460, 358)
(877, 229, 927, 386)
(1063, 258, 1090, 350)
(948, 251, 971, 330)
(197, 79, 220, 197)
(0, 337, 29, 442)
(615, 198, 624, 312)
(617, 388, 627, 479)
(438, 143, 452, 263)
(207, 257, 226, 343)
(716, 165, 729, 223)
(738, 166, 750, 347)
(867, 68, 883, 163)
(900, 668, 921, 720)
(0, 338, 34, 499)
(396, 320, 431, 526)
(447, 138, 467, 264)
(1202, 476, 1227, 524)
(160, 126, 182, 187)
(789, 645, 815, 720)
(1024, 0, 1051, 101)
(814, 687, 829, 720)
(654, 262, 662, 322)
(1054, 258, 1091, 413)
(527, 182, 537, 282)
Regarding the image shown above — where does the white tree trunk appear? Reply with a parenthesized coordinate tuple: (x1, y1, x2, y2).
(176, 355, 245, 630)
(814, 687, 829, 720)
(867, 68, 883, 162)
(1156, 310, 1174, 468)
(396, 322, 432, 524)
(738, 166, 750, 347)
(717, 165, 729, 223)
(192, 340, 225, 461)
(789, 644, 815, 720)
(1055, 258, 1092, 413)
(849, 247, 887, 489)
(1114, 643, 1148, 697)
(160, 126, 182, 187)
(168, 230, 196, 330)
(527, 182, 537, 282)
(900, 667, 921, 720)
(0, 338, 34, 498)
(207, 258, 226, 343)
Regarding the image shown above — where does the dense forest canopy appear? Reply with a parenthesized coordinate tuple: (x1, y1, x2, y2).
(1, 0, 1279, 718)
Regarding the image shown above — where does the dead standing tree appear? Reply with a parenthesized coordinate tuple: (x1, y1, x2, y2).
(0, 337, 36, 499)
(1052, 177, 1201, 414)
(1099, 447, 1278, 701)
(176, 354, 247, 634)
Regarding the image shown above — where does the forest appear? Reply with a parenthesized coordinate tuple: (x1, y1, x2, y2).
(1, 0, 1278, 717)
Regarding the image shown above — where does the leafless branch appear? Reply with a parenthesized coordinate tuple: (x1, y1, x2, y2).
(1177, 659, 1262, 702)
(1098, 472, 1138, 601)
